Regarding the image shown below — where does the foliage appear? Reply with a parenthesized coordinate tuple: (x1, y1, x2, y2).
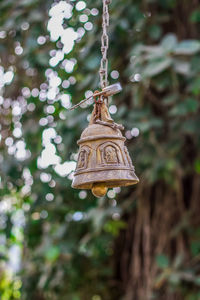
(0, 0, 200, 299)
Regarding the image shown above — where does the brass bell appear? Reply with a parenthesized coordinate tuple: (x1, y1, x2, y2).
(72, 93, 139, 197)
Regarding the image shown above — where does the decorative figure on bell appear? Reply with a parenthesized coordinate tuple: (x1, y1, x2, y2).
(71, 84, 139, 197)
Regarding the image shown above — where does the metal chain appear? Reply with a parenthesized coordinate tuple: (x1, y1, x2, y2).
(99, 0, 110, 89)
(69, 0, 115, 111)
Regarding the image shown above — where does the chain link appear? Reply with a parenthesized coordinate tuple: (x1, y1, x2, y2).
(99, 0, 110, 89)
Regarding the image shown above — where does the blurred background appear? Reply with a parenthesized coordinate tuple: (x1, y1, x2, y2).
(0, 0, 200, 299)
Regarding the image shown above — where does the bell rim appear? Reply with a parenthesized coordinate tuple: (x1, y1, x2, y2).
(72, 177, 139, 190)
(72, 168, 139, 190)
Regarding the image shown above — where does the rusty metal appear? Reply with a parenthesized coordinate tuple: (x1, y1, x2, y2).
(72, 100, 139, 197)
(99, 0, 110, 88)
(70, 0, 139, 197)
(102, 82, 122, 96)
(69, 83, 122, 111)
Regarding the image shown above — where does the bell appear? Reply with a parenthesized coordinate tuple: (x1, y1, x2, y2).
(72, 98, 139, 197)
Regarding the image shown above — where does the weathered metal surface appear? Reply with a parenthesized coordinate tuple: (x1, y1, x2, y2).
(72, 102, 139, 197)
(69, 83, 122, 111)
(102, 83, 122, 97)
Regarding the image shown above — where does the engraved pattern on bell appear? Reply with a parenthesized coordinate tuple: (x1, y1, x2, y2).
(72, 102, 139, 197)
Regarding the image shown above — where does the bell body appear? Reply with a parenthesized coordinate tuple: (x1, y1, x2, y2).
(72, 103, 139, 194)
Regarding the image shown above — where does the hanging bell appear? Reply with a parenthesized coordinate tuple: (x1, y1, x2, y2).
(72, 90, 139, 197)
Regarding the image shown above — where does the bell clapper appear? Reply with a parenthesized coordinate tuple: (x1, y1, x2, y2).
(92, 183, 108, 198)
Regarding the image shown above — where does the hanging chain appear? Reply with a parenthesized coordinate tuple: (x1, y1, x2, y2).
(69, 0, 123, 112)
(99, 0, 110, 89)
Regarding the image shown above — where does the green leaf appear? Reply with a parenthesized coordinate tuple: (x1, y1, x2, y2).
(139, 45, 164, 58)
(182, 119, 200, 134)
(85, 55, 99, 70)
(173, 254, 183, 268)
(149, 25, 162, 40)
(194, 160, 200, 174)
(143, 57, 172, 77)
(36, 52, 49, 67)
(161, 34, 177, 51)
(152, 72, 172, 91)
(104, 220, 127, 237)
(138, 118, 163, 132)
(156, 254, 169, 269)
(169, 273, 180, 285)
(195, 277, 200, 286)
(189, 77, 200, 95)
(191, 56, 200, 73)
(45, 246, 60, 262)
(174, 40, 200, 55)
(170, 98, 199, 116)
(190, 10, 200, 23)
(163, 94, 178, 104)
(173, 59, 190, 75)
(191, 240, 200, 256)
